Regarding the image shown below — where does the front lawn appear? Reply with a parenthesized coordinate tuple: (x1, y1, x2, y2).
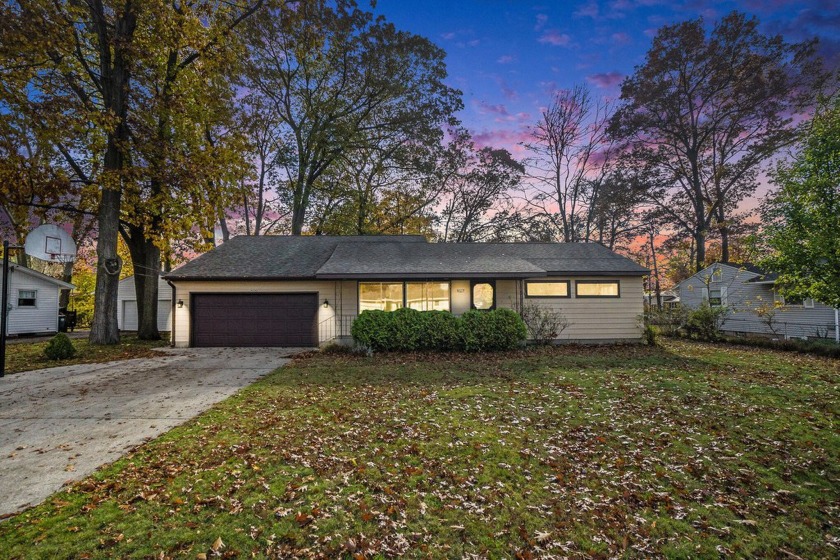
(1, 341, 837, 558)
(4, 334, 169, 375)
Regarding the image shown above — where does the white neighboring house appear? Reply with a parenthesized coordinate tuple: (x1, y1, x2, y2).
(675, 263, 839, 340)
(117, 275, 173, 332)
(1, 263, 74, 335)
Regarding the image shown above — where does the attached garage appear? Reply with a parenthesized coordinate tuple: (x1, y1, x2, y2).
(191, 293, 318, 347)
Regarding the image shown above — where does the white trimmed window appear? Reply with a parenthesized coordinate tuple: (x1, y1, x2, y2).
(525, 281, 570, 298)
(774, 292, 815, 308)
(18, 289, 37, 307)
(711, 268, 723, 282)
(707, 286, 727, 307)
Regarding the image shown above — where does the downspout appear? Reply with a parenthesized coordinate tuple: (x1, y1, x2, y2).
(835, 308, 839, 344)
(166, 280, 176, 348)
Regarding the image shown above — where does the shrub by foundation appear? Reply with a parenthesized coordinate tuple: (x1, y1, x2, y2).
(351, 308, 527, 352)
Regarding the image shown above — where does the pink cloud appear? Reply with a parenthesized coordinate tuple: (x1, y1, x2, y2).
(534, 14, 548, 31)
(611, 32, 631, 45)
(471, 128, 535, 155)
(474, 101, 533, 125)
(497, 55, 517, 64)
(538, 30, 571, 46)
(475, 100, 509, 116)
(574, 0, 600, 19)
(440, 31, 456, 40)
(586, 71, 625, 88)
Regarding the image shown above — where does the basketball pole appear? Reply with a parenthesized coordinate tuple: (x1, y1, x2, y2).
(1, 240, 9, 378)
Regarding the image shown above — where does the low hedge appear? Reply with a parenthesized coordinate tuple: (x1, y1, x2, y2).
(351, 308, 527, 352)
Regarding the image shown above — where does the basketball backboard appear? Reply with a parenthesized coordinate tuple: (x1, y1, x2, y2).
(24, 224, 77, 264)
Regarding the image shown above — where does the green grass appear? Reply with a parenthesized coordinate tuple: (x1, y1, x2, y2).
(4, 335, 169, 374)
(1, 340, 838, 558)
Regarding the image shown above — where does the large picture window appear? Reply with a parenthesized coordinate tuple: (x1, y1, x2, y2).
(359, 282, 451, 312)
(575, 281, 620, 298)
(407, 282, 450, 311)
(359, 282, 404, 312)
(525, 281, 570, 298)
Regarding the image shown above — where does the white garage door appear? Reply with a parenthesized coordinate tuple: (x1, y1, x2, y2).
(121, 300, 172, 331)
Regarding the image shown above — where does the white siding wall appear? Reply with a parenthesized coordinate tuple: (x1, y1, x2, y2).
(2, 269, 61, 335)
(678, 264, 838, 339)
(501, 276, 644, 342)
(118, 275, 174, 331)
(170, 280, 344, 347)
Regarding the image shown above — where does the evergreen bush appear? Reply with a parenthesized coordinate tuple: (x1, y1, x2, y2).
(44, 333, 76, 360)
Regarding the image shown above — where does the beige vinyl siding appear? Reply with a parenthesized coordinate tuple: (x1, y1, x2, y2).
(171, 280, 350, 347)
(451, 280, 471, 314)
(171, 276, 646, 346)
(678, 264, 838, 339)
(506, 276, 644, 342)
(3, 270, 62, 335)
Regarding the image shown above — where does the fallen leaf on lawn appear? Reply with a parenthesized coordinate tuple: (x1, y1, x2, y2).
(211, 536, 224, 552)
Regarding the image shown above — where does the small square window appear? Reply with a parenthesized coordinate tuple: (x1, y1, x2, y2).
(18, 289, 37, 307)
(711, 268, 722, 282)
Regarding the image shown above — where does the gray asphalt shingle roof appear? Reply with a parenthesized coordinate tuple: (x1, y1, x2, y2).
(165, 235, 648, 280)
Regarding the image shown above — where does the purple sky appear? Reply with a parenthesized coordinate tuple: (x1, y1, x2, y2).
(374, 0, 840, 164)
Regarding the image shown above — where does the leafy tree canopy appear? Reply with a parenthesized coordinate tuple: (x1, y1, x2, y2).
(762, 96, 840, 308)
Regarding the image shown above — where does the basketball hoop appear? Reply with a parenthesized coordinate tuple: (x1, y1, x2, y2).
(48, 253, 77, 265)
(24, 224, 78, 264)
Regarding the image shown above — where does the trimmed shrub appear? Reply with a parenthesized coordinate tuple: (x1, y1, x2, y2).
(418, 310, 461, 350)
(350, 309, 393, 351)
(44, 333, 76, 360)
(390, 307, 425, 351)
(350, 308, 527, 352)
(459, 308, 528, 352)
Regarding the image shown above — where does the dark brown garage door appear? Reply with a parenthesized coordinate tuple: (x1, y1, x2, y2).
(191, 293, 318, 347)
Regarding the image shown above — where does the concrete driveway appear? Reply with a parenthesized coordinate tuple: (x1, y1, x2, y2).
(0, 347, 310, 517)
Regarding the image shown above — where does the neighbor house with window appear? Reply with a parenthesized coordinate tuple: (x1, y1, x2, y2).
(675, 262, 839, 340)
(163, 235, 648, 347)
(0, 263, 74, 336)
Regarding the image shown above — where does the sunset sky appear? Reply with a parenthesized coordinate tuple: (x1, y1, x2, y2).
(374, 0, 840, 188)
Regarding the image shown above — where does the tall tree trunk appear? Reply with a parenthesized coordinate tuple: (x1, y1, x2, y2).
(219, 214, 230, 242)
(89, 1, 138, 345)
(291, 207, 306, 235)
(648, 228, 661, 311)
(694, 230, 706, 273)
(123, 225, 162, 340)
(90, 188, 122, 344)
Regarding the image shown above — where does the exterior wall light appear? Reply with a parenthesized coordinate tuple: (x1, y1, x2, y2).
(177, 300, 184, 308)
(323, 298, 329, 308)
